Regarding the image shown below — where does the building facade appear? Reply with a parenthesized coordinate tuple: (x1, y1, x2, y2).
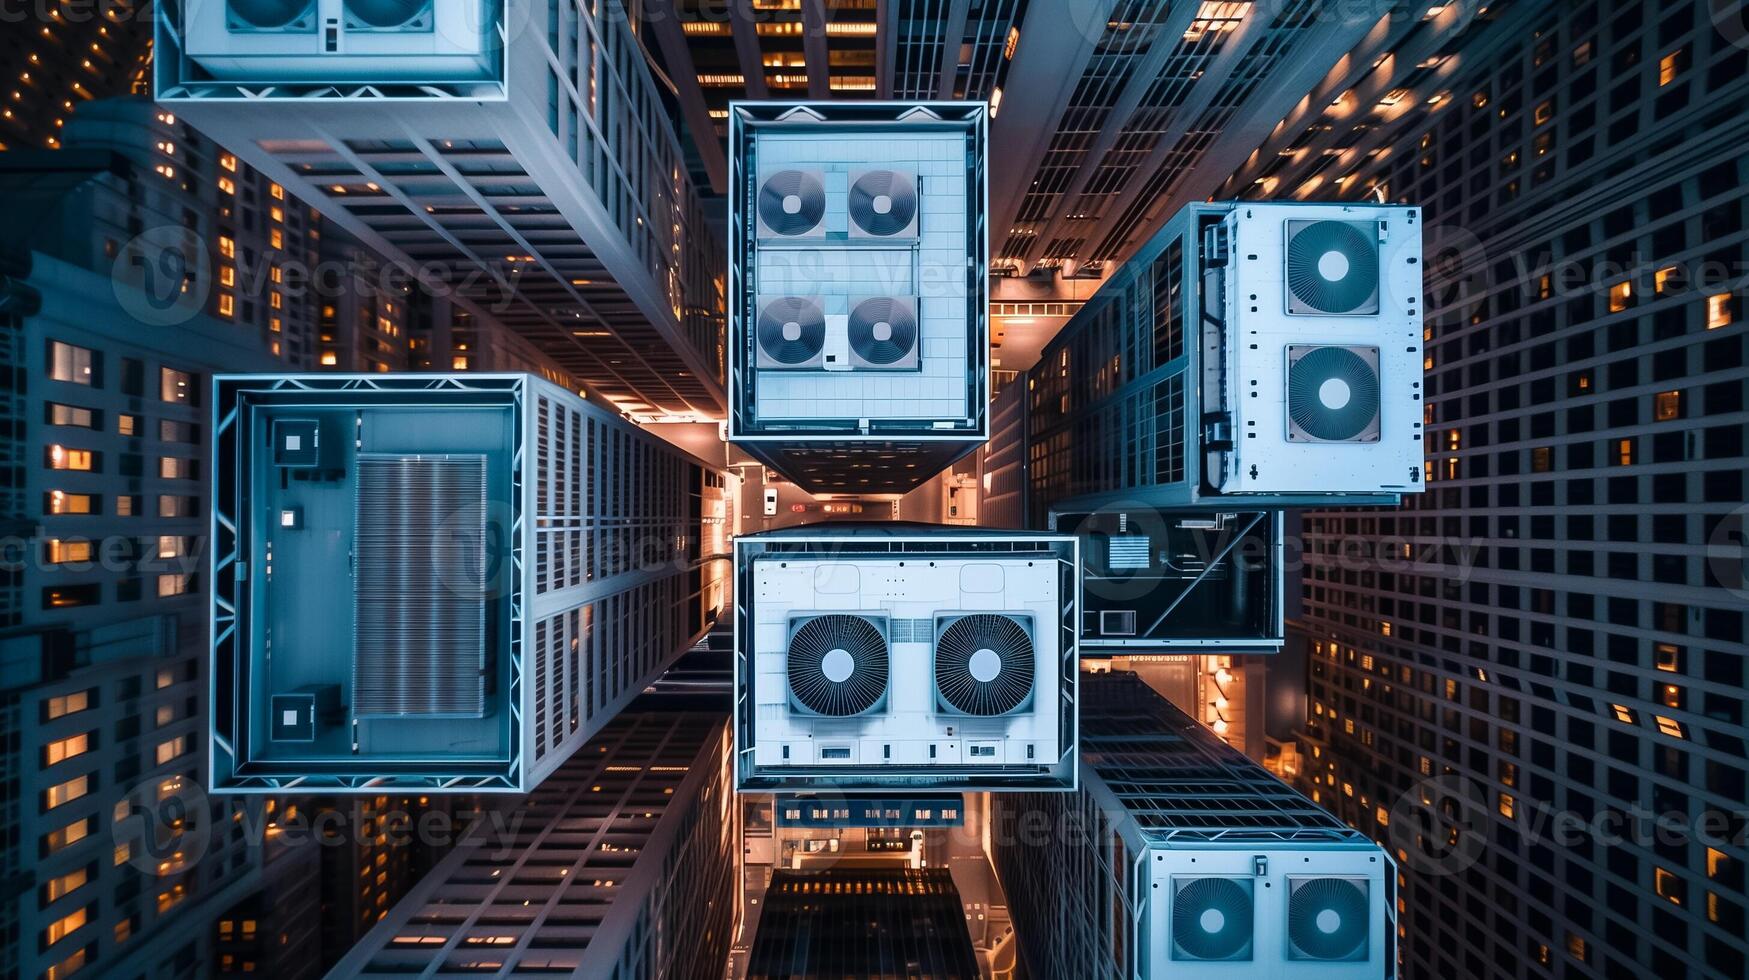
(1208, 1, 1749, 977)
(325, 711, 735, 979)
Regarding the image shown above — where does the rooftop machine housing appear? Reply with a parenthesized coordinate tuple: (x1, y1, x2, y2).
(733, 525, 1077, 793)
(994, 672, 1397, 978)
(728, 102, 989, 495)
(210, 374, 729, 793)
(1022, 200, 1425, 526)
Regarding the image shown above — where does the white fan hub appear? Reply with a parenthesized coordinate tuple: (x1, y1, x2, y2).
(1318, 250, 1350, 281)
(872, 194, 893, 215)
(1201, 909, 1226, 934)
(821, 648, 854, 683)
(782, 321, 803, 342)
(1318, 378, 1351, 410)
(782, 194, 803, 215)
(969, 648, 1002, 683)
(871, 321, 893, 342)
(1317, 909, 1342, 934)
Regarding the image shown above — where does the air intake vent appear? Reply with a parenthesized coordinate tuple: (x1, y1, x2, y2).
(934, 614, 1035, 716)
(1171, 876, 1254, 961)
(757, 169, 827, 239)
(227, 0, 317, 31)
(847, 297, 919, 369)
(849, 169, 919, 238)
(353, 455, 488, 718)
(756, 296, 827, 369)
(787, 615, 890, 716)
(344, 0, 433, 29)
(1286, 345, 1381, 443)
(1287, 876, 1370, 961)
(1286, 219, 1380, 315)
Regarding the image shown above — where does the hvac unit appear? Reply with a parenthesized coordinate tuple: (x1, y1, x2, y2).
(756, 168, 829, 240)
(848, 169, 919, 239)
(1207, 203, 1422, 496)
(182, 0, 499, 83)
(1286, 877, 1371, 962)
(735, 529, 1077, 793)
(934, 613, 1035, 716)
(786, 613, 890, 717)
(755, 296, 828, 369)
(1171, 877, 1255, 962)
(846, 296, 920, 370)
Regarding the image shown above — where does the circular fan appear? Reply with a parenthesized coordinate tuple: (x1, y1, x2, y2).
(757, 297, 826, 365)
(1288, 878, 1370, 961)
(787, 615, 888, 717)
(1172, 878, 1254, 961)
(758, 170, 826, 236)
(934, 615, 1035, 716)
(850, 170, 918, 236)
(229, 0, 315, 28)
(1287, 221, 1380, 313)
(848, 298, 918, 365)
(1288, 347, 1380, 442)
(344, 0, 429, 27)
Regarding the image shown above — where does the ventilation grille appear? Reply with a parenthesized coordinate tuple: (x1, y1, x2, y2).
(1171, 876, 1254, 961)
(756, 296, 827, 368)
(757, 169, 827, 238)
(847, 297, 919, 369)
(353, 455, 488, 718)
(889, 618, 933, 643)
(934, 614, 1035, 716)
(1287, 877, 1370, 961)
(227, 0, 317, 30)
(343, 0, 433, 29)
(1285, 219, 1381, 315)
(849, 169, 919, 238)
(787, 614, 890, 716)
(1286, 345, 1381, 443)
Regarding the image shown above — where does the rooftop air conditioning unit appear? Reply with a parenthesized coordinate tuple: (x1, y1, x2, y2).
(1208, 203, 1422, 496)
(182, 0, 499, 83)
(734, 527, 1078, 793)
(846, 296, 920, 370)
(755, 296, 828, 370)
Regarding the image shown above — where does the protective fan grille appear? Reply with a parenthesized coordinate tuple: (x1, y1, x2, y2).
(758, 170, 826, 236)
(228, 0, 316, 29)
(934, 615, 1035, 716)
(787, 615, 889, 717)
(757, 297, 827, 365)
(1288, 877, 1370, 961)
(1287, 346, 1381, 442)
(848, 297, 918, 365)
(850, 170, 918, 237)
(1286, 220, 1380, 314)
(1171, 877, 1254, 961)
(344, 0, 432, 28)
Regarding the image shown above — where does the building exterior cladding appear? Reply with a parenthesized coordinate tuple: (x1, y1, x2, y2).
(155, 0, 729, 417)
(325, 711, 735, 979)
(0, 248, 289, 980)
(1200, 1, 1749, 978)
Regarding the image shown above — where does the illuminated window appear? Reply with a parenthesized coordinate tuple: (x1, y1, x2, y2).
(1659, 50, 1683, 85)
(1532, 447, 1552, 472)
(270, 182, 284, 200)
(155, 734, 190, 764)
(49, 341, 97, 384)
(1655, 644, 1682, 673)
(1498, 793, 1515, 818)
(44, 866, 88, 902)
(452, 356, 470, 370)
(47, 446, 95, 471)
(45, 904, 88, 944)
(218, 294, 234, 318)
(44, 774, 90, 809)
(44, 732, 89, 765)
(44, 690, 91, 719)
(217, 235, 235, 258)
(1611, 704, 1636, 724)
(270, 228, 283, 249)
(1707, 293, 1733, 329)
(218, 176, 235, 195)
(156, 668, 175, 689)
(45, 539, 92, 565)
(1608, 281, 1632, 312)
(1654, 265, 1679, 293)
(160, 367, 194, 403)
(320, 351, 338, 366)
(44, 817, 92, 853)
(219, 265, 235, 287)
(157, 573, 193, 598)
(46, 490, 94, 515)
(118, 414, 137, 436)
(1654, 390, 1681, 421)
(220, 152, 237, 171)
(1616, 438, 1634, 466)
(116, 495, 139, 516)
(1655, 715, 1686, 739)
(1656, 867, 1686, 904)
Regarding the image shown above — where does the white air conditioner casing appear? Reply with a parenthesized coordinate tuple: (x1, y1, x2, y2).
(1146, 844, 1391, 978)
(848, 168, 920, 239)
(755, 167, 830, 240)
(1212, 203, 1423, 496)
(741, 553, 1056, 787)
(182, 0, 499, 83)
